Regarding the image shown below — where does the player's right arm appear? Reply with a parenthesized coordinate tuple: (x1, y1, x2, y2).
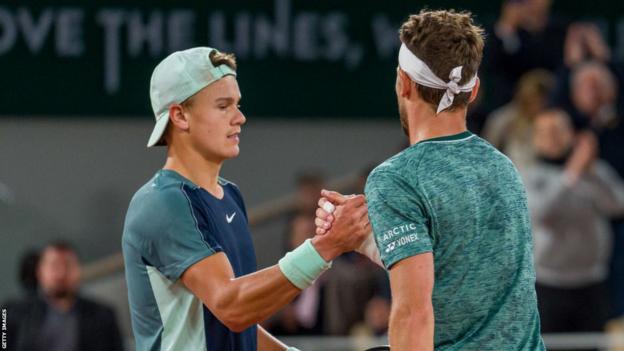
(181, 254, 298, 332)
(180, 195, 370, 332)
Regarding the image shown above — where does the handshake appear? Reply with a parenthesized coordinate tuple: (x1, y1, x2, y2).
(310, 190, 383, 266)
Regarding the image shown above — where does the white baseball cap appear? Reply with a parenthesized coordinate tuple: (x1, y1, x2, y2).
(147, 47, 237, 147)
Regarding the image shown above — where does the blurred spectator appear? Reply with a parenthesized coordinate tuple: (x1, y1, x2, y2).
(551, 39, 624, 315)
(548, 27, 621, 171)
(564, 23, 611, 67)
(483, 69, 555, 171)
(524, 110, 624, 342)
(350, 296, 390, 337)
(567, 61, 624, 176)
(484, 0, 568, 108)
(349, 296, 391, 351)
(571, 62, 617, 122)
(5, 241, 124, 351)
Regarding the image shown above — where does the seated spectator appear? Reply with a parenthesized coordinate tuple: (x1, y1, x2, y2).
(5, 241, 124, 351)
(483, 69, 555, 172)
(524, 110, 624, 343)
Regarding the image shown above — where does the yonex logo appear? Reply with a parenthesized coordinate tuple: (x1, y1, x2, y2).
(385, 233, 419, 253)
(226, 212, 236, 223)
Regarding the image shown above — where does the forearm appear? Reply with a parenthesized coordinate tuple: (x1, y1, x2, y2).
(213, 265, 301, 331)
(389, 305, 434, 351)
(184, 241, 332, 332)
(257, 325, 288, 351)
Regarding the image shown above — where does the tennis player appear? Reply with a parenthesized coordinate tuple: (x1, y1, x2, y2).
(316, 10, 545, 350)
(122, 47, 370, 351)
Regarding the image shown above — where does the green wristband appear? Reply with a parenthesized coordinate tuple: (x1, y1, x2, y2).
(286, 347, 301, 351)
(278, 239, 332, 289)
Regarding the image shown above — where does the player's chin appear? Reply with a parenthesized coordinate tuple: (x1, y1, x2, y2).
(224, 146, 240, 158)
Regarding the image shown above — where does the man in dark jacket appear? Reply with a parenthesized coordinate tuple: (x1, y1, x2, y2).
(4, 241, 124, 351)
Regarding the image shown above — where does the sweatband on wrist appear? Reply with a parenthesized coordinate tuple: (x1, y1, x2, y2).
(286, 347, 301, 351)
(278, 239, 332, 290)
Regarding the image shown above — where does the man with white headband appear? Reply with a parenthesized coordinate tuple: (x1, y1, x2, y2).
(122, 47, 370, 351)
(315, 10, 545, 350)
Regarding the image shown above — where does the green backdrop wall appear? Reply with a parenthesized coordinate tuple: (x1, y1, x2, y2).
(1, 0, 622, 118)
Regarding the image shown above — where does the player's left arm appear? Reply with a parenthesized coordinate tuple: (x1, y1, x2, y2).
(257, 325, 289, 351)
(388, 253, 435, 351)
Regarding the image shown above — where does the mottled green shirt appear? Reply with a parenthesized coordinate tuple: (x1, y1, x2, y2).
(365, 131, 544, 350)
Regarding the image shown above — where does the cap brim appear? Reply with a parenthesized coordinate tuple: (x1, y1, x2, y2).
(147, 111, 169, 147)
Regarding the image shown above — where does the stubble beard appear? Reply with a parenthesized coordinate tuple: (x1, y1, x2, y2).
(46, 287, 74, 300)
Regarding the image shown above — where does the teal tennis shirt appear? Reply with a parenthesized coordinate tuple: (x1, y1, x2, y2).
(365, 131, 545, 350)
(122, 170, 257, 351)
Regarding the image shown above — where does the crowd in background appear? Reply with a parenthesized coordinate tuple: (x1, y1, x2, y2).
(3, 1, 624, 350)
(477, 0, 624, 345)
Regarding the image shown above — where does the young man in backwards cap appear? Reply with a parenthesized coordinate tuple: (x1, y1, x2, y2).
(122, 47, 370, 351)
(316, 10, 545, 350)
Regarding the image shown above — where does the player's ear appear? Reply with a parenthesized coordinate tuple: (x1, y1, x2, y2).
(468, 78, 480, 104)
(398, 68, 413, 98)
(169, 104, 190, 132)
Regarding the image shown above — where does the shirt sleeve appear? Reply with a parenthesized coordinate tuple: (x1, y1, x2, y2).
(365, 168, 433, 269)
(128, 184, 222, 281)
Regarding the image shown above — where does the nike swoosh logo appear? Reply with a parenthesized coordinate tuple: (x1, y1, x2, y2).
(226, 212, 236, 223)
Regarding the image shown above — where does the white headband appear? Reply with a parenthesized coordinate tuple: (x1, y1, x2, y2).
(398, 43, 478, 113)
